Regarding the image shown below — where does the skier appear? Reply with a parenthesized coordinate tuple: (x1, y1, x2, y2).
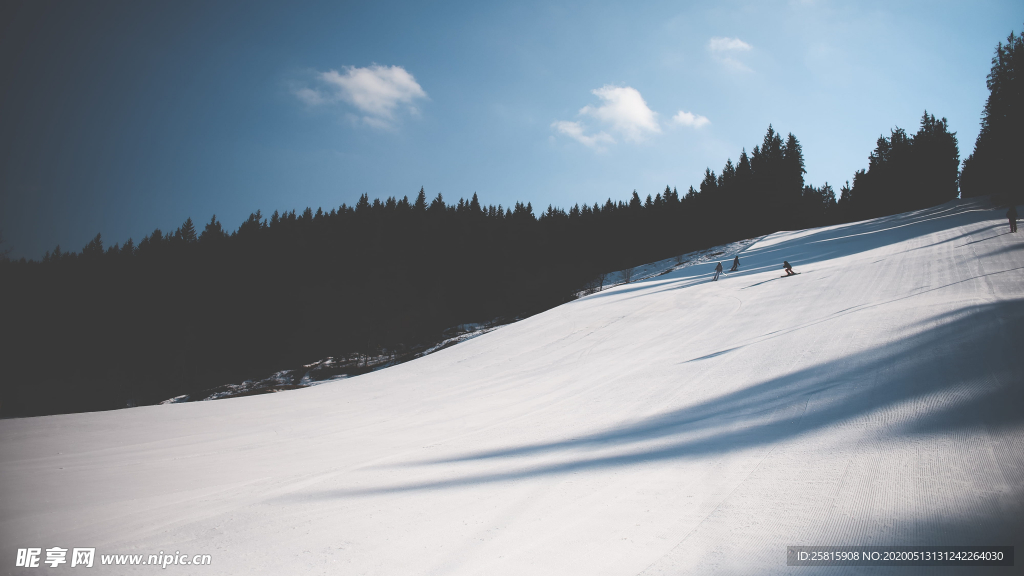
(729, 256, 740, 271)
(783, 261, 796, 276)
(1008, 204, 1018, 233)
(713, 261, 723, 281)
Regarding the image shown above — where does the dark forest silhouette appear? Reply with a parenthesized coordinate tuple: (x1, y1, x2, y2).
(837, 112, 961, 220)
(961, 29, 1023, 202)
(0, 114, 962, 417)
(17, 15, 1024, 417)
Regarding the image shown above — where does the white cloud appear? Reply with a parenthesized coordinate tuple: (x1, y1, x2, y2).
(551, 120, 615, 150)
(359, 115, 396, 130)
(579, 85, 660, 142)
(708, 37, 752, 53)
(552, 85, 669, 150)
(294, 87, 327, 106)
(295, 64, 427, 129)
(708, 37, 753, 72)
(320, 65, 426, 117)
(672, 110, 710, 128)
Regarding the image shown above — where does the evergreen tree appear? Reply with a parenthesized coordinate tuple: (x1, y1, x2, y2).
(82, 233, 104, 258)
(736, 149, 752, 182)
(629, 191, 642, 210)
(720, 159, 736, 189)
(47, 244, 63, 262)
(699, 169, 717, 195)
(414, 187, 428, 212)
(782, 133, 806, 197)
(912, 112, 960, 206)
(356, 194, 371, 212)
(177, 217, 198, 243)
(429, 193, 446, 213)
(777, 133, 807, 228)
(200, 215, 225, 243)
(752, 125, 785, 190)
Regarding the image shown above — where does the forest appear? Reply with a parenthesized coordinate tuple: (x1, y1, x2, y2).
(4, 23, 1020, 417)
(960, 29, 1023, 200)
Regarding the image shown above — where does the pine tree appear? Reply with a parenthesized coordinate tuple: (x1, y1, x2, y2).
(178, 218, 198, 243)
(82, 233, 104, 258)
(429, 193, 445, 213)
(414, 187, 427, 212)
(720, 159, 736, 189)
(356, 194, 371, 212)
(912, 111, 959, 207)
(699, 169, 718, 195)
(736, 149, 751, 181)
(200, 215, 224, 243)
(782, 133, 806, 196)
(236, 211, 263, 237)
(629, 191, 642, 211)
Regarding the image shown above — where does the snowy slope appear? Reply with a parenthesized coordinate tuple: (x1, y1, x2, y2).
(2, 199, 1022, 575)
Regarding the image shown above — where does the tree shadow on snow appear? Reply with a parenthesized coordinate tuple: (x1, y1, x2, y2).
(311, 298, 1024, 497)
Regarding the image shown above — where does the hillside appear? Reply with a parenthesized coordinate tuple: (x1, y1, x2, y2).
(1, 198, 1021, 575)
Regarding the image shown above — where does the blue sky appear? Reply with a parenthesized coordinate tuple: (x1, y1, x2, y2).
(1, 0, 1021, 259)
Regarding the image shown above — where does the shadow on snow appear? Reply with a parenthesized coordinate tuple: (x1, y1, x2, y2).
(306, 298, 1024, 497)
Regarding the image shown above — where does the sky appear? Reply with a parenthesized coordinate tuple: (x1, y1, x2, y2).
(1, 0, 1021, 260)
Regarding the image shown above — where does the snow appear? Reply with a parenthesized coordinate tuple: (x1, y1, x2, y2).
(159, 395, 190, 405)
(1, 198, 1022, 575)
(580, 237, 760, 297)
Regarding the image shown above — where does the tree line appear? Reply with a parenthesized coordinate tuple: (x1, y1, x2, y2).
(8, 24, 1019, 417)
(837, 111, 961, 220)
(0, 111, 963, 417)
(961, 27, 1023, 201)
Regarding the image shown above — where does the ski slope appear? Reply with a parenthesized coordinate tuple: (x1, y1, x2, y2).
(2, 199, 1022, 575)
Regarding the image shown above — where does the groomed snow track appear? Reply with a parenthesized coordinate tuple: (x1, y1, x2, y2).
(2, 198, 1022, 575)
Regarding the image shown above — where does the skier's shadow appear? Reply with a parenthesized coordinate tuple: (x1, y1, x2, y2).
(963, 230, 1015, 245)
(742, 276, 784, 289)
